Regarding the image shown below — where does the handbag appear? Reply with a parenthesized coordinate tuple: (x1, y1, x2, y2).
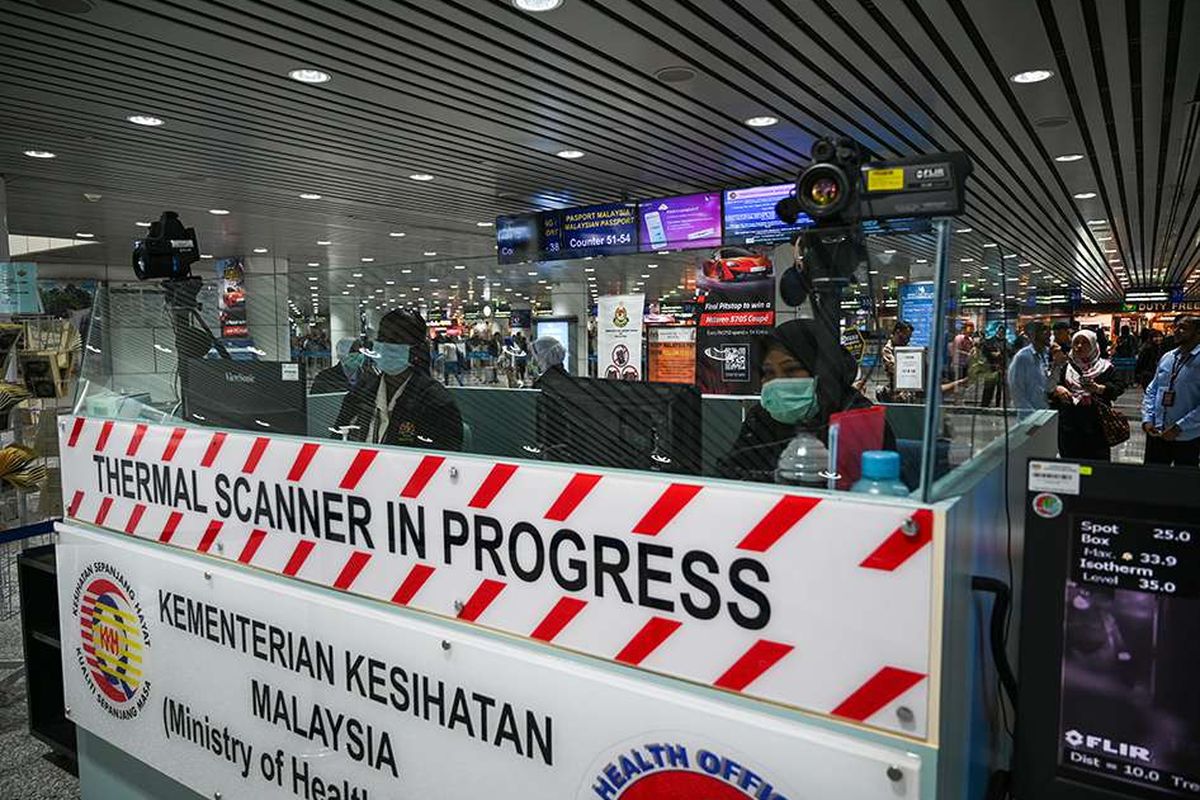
(1096, 400, 1130, 446)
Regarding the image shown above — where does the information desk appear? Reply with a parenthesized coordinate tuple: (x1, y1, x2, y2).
(54, 414, 1057, 798)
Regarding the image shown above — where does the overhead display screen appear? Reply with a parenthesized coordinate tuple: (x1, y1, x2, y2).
(496, 213, 539, 265)
(638, 193, 722, 251)
(560, 202, 638, 258)
(723, 183, 813, 244)
(1057, 512, 1200, 797)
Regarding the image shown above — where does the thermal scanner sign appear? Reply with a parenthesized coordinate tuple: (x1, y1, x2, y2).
(59, 416, 937, 738)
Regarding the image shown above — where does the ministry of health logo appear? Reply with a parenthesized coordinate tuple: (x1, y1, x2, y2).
(71, 562, 152, 719)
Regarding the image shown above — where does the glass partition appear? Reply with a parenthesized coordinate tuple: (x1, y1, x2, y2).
(74, 226, 1045, 501)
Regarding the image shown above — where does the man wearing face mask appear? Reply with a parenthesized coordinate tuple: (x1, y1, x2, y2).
(716, 319, 890, 482)
(335, 309, 463, 451)
(311, 337, 365, 394)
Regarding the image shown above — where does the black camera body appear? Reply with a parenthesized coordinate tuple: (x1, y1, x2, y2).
(132, 211, 199, 281)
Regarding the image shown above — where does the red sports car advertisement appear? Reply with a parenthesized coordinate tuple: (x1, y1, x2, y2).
(216, 257, 250, 339)
(695, 246, 776, 395)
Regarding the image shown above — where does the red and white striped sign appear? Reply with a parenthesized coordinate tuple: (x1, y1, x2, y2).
(60, 416, 940, 738)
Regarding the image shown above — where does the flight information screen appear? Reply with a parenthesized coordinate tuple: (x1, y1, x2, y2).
(1058, 513, 1200, 796)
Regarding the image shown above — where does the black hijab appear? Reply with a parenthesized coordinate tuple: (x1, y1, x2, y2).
(765, 319, 861, 423)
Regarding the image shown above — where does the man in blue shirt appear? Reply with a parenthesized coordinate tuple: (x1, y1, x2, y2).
(1008, 320, 1052, 417)
(1142, 315, 1200, 467)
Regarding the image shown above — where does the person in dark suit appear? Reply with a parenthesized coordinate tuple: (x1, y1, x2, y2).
(334, 309, 462, 450)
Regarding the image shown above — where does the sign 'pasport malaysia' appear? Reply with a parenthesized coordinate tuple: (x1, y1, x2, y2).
(57, 525, 924, 800)
(59, 416, 938, 738)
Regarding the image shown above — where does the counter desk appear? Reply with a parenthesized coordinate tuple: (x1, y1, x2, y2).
(49, 410, 1057, 800)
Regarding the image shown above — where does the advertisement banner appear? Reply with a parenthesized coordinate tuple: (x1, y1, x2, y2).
(637, 193, 722, 252)
(58, 416, 937, 737)
(217, 257, 250, 340)
(0, 262, 43, 314)
(597, 294, 645, 380)
(695, 248, 776, 395)
(58, 524, 924, 799)
(647, 327, 697, 384)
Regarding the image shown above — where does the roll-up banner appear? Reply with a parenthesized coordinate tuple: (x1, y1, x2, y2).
(597, 294, 645, 380)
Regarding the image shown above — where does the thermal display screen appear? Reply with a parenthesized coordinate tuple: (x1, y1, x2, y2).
(1057, 513, 1200, 796)
(722, 183, 813, 244)
(638, 193, 722, 252)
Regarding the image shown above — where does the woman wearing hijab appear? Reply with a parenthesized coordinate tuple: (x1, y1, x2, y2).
(1050, 329, 1126, 460)
(717, 319, 890, 482)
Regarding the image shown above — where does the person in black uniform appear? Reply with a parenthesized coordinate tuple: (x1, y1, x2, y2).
(334, 309, 462, 450)
(717, 319, 890, 482)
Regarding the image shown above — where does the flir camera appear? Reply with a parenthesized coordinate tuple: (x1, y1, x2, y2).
(132, 211, 199, 281)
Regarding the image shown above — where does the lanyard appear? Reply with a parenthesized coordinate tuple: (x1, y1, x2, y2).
(1169, 349, 1197, 391)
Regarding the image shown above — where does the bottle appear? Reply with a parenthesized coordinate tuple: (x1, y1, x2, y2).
(851, 450, 910, 497)
(775, 430, 830, 488)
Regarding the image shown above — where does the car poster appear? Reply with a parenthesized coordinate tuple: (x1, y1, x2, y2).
(695, 246, 776, 395)
(216, 257, 250, 340)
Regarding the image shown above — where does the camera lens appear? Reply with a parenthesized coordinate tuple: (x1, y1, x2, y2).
(809, 177, 841, 207)
(812, 139, 836, 162)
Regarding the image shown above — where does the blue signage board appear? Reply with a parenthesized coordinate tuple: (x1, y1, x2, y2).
(899, 281, 936, 348)
(0, 262, 42, 314)
(559, 202, 638, 258)
(723, 183, 813, 244)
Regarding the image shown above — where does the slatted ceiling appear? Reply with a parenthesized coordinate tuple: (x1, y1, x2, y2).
(2, 1, 1199, 311)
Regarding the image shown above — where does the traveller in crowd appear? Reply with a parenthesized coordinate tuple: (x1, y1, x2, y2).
(1008, 320, 1052, 418)
(512, 330, 529, 383)
(1142, 315, 1200, 467)
(310, 337, 364, 394)
(951, 322, 975, 380)
(1050, 330, 1125, 460)
(335, 308, 462, 450)
(1135, 329, 1164, 389)
(979, 324, 1009, 408)
(441, 334, 464, 386)
(718, 319, 891, 483)
(1115, 326, 1137, 358)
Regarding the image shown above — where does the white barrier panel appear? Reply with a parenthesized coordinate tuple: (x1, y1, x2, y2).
(59, 416, 939, 737)
(58, 524, 923, 799)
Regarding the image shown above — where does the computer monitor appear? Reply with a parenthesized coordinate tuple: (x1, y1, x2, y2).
(536, 374, 701, 475)
(180, 359, 307, 435)
(1016, 459, 1200, 799)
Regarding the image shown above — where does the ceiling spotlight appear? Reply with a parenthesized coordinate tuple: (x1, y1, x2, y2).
(527, 271, 538, 276)
(744, 115, 779, 128)
(956, 228, 973, 234)
(983, 243, 998, 248)
(423, 251, 437, 256)
(1011, 69, 1054, 84)
(24, 150, 56, 159)
(209, 209, 230, 215)
(289, 68, 331, 84)
(307, 264, 320, 269)
(1073, 191, 1097, 200)
(135, 221, 151, 227)
(386, 280, 395, 285)
(882, 249, 897, 255)
(1055, 153, 1084, 162)
(361, 257, 375, 263)
(252, 247, 268, 254)
(126, 114, 164, 127)
(409, 173, 435, 181)
(200, 253, 213, 259)
(389, 231, 406, 238)
(299, 193, 322, 200)
(475, 221, 494, 227)
(513, 0, 562, 10)
(75, 232, 94, 238)
(401, 268, 412, 274)
(555, 149, 585, 159)
(454, 264, 466, 270)
(352, 273, 364, 278)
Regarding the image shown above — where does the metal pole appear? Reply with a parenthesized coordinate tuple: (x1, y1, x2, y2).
(920, 219, 952, 501)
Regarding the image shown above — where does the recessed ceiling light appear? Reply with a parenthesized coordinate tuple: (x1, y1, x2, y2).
(1017, 262, 1031, 267)
(307, 264, 320, 269)
(389, 231, 406, 238)
(960, 257, 974, 262)
(429, 277, 439, 283)
(289, 68, 331, 84)
(1055, 153, 1084, 162)
(513, 0, 562, 10)
(401, 268, 412, 274)
(126, 114, 164, 127)
(883, 249, 897, 255)
(342, 290, 350, 295)
(744, 115, 779, 128)
(409, 173, 435, 182)
(24, 150, 56, 159)
(75, 232, 94, 238)
(454, 264, 466, 270)
(361, 257, 374, 263)
(1011, 69, 1054, 84)
(423, 251, 437, 256)
(555, 149, 585, 159)
(209, 209, 230, 215)
(1073, 191, 1097, 200)
(1087, 219, 1107, 226)
(527, 271, 538, 276)
(352, 272, 364, 278)
(983, 243, 998, 248)
(135, 221, 151, 227)
(317, 240, 332, 246)
(386, 280, 395, 285)
(252, 247, 268, 254)
(200, 253, 213, 259)
(299, 193, 322, 200)
(475, 221, 494, 227)
(916, 259, 928, 264)
(346, 283, 356, 288)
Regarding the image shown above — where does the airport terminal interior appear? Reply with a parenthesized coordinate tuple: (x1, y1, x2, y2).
(0, 1, 1198, 798)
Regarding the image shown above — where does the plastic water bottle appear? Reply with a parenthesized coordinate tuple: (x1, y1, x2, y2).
(775, 431, 830, 488)
(851, 451, 910, 497)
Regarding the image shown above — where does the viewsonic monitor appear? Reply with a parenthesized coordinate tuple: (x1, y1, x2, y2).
(180, 359, 306, 435)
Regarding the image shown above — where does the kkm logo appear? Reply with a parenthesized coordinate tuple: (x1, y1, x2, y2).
(71, 562, 152, 720)
(582, 738, 791, 800)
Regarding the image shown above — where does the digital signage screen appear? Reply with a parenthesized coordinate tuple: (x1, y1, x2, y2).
(638, 193, 722, 252)
(496, 213, 539, 265)
(723, 183, 813, 245)
(559, 202, 638, 258)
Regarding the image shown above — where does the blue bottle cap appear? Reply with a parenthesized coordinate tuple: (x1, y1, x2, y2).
(861, 450, 901, 481)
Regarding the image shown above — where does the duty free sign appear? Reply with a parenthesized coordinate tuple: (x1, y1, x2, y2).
(59, 416, 940, 738)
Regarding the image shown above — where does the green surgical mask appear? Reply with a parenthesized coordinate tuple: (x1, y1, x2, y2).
(760, 377, 819, 424)
(342, 352, 365, 373)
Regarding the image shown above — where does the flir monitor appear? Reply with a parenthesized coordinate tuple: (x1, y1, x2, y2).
(180, 359, 307, 435)
(1016, 459, 1200, 799)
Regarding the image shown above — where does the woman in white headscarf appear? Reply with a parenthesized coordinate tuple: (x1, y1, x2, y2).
(1050, 329, 1126, 459)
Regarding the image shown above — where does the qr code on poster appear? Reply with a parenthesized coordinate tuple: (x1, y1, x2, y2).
(721, 344, 750, 382)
